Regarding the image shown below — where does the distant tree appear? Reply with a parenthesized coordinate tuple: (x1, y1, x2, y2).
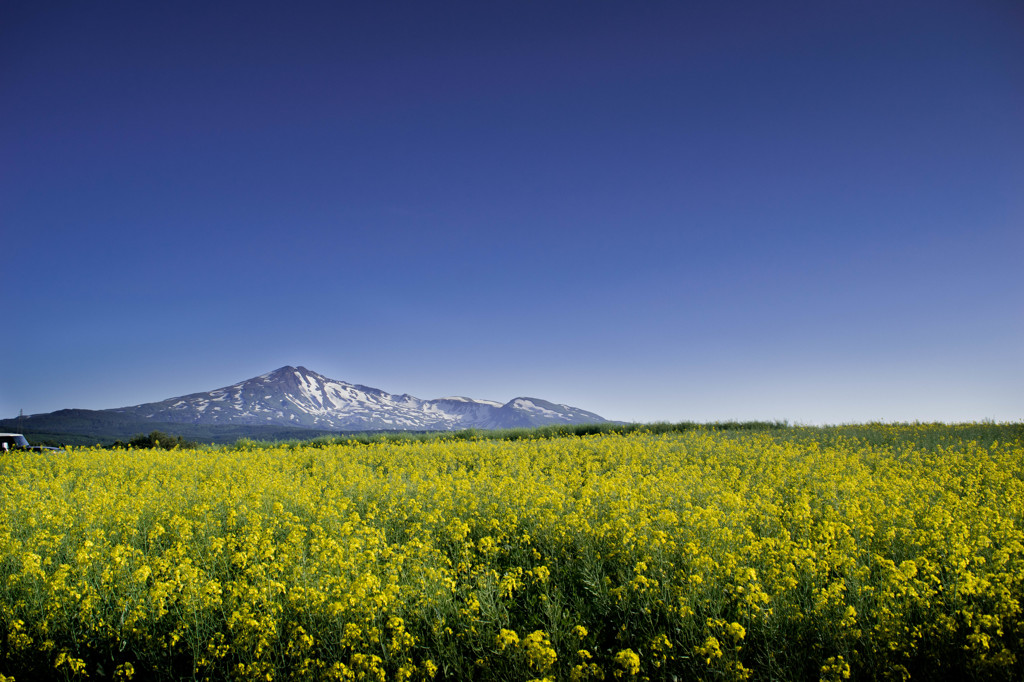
(114, 430, 196, 450)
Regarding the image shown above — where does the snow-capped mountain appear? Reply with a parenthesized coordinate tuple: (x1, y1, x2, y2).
(111, 366, 609, 431)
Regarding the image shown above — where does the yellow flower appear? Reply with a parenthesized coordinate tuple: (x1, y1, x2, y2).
(613, 648, 641, 678)
(496, 628, 519, 651)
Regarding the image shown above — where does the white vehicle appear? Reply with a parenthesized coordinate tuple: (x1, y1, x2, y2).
(0, 433, 30, 451)
(0, 433, 59, 453)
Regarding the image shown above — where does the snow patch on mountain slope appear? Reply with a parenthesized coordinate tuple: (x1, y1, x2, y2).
(111, 366, 610, 431)
(441, 396, 504, 407)
(511, 398, 561, 417)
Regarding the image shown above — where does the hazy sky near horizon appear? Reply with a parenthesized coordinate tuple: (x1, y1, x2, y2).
(2, 0, 1022, 425)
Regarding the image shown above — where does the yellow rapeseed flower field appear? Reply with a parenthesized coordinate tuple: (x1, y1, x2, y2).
(1, 425, 1022, 680)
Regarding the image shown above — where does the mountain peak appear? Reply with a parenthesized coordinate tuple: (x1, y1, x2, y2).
(269, 365, 309, 375)
(109, 367, 610, 432)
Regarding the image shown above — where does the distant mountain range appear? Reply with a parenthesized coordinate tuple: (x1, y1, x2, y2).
(2, 366, 612, 444)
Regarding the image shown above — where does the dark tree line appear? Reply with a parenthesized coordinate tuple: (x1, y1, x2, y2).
(112, 430, 197, 449)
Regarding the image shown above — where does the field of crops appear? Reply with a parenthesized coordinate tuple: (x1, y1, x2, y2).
(1, 424, 1022, 681)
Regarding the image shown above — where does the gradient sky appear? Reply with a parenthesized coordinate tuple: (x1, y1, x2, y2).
(2, 0, 1022, 425)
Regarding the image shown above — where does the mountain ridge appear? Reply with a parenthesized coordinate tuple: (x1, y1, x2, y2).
(7, 366, 611, 438)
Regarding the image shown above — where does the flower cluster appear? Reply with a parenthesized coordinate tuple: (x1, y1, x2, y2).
(0, 424, 1021, 680)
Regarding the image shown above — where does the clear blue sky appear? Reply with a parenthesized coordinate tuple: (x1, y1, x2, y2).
(2, 0, 1021, 424)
